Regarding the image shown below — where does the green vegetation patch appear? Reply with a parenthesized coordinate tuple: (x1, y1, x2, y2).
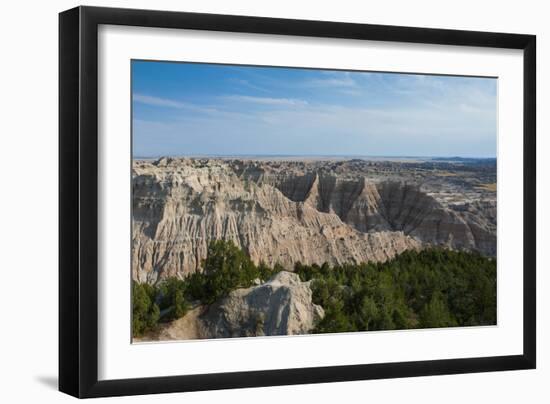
(133, 241, 496, 338)
(295, 249, 496, 334)
(132, 240, 276, 337)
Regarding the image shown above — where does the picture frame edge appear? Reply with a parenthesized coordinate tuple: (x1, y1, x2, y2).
(58, 5, 537, 398)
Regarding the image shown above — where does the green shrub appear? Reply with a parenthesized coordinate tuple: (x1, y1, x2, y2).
(132, 281, 160, 337)
(189, 240, 271, 304)
(157, 277, 190, 321)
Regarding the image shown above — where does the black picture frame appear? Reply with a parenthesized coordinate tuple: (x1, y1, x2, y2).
(59, 5, 536, 398)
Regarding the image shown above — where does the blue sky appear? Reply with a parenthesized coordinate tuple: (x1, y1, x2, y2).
(132, 60, 497, 158)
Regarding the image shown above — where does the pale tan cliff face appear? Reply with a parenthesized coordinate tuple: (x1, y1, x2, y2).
(132, 158, 495, 283)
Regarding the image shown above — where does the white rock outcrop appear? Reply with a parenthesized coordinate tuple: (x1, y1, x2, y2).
(202, 271, 325, 337)
(138, 271, 325, 341)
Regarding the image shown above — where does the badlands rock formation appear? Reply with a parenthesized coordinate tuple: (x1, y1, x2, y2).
(132, 157, 496, 283)
(140, 271, 324, 340)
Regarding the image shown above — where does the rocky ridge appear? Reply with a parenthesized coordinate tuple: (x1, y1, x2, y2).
(132, 157, 496, 283)
(139, 271, 324, 340)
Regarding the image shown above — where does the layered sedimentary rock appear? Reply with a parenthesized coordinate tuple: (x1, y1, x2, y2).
(132, 159, 421, 283)
(249, 168, 496, 256)
(138, 271, 324, 340)
(132, 158, 496, 283)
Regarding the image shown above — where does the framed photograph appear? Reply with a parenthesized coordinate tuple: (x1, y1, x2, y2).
(59, 6, 536, 398)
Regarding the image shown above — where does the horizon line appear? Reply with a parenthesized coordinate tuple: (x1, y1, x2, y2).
(133, 154, 497, 159)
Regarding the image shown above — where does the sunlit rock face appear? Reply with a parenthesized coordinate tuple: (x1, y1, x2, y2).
(132, 158, 496, 283)
(202, 271, 325, 338)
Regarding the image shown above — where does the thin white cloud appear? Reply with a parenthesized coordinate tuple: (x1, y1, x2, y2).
(133, 94, 219, 114)
(306, 77, 357, 88)
(133, 74, 496, 157)
(305, 72, 358, 88)
(339, 89, 363, 96)
(222, 95, 308, 106)
(133, 94, 187, 108)
(134, 98, 496, 157)
(230, 78, 270, 93)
